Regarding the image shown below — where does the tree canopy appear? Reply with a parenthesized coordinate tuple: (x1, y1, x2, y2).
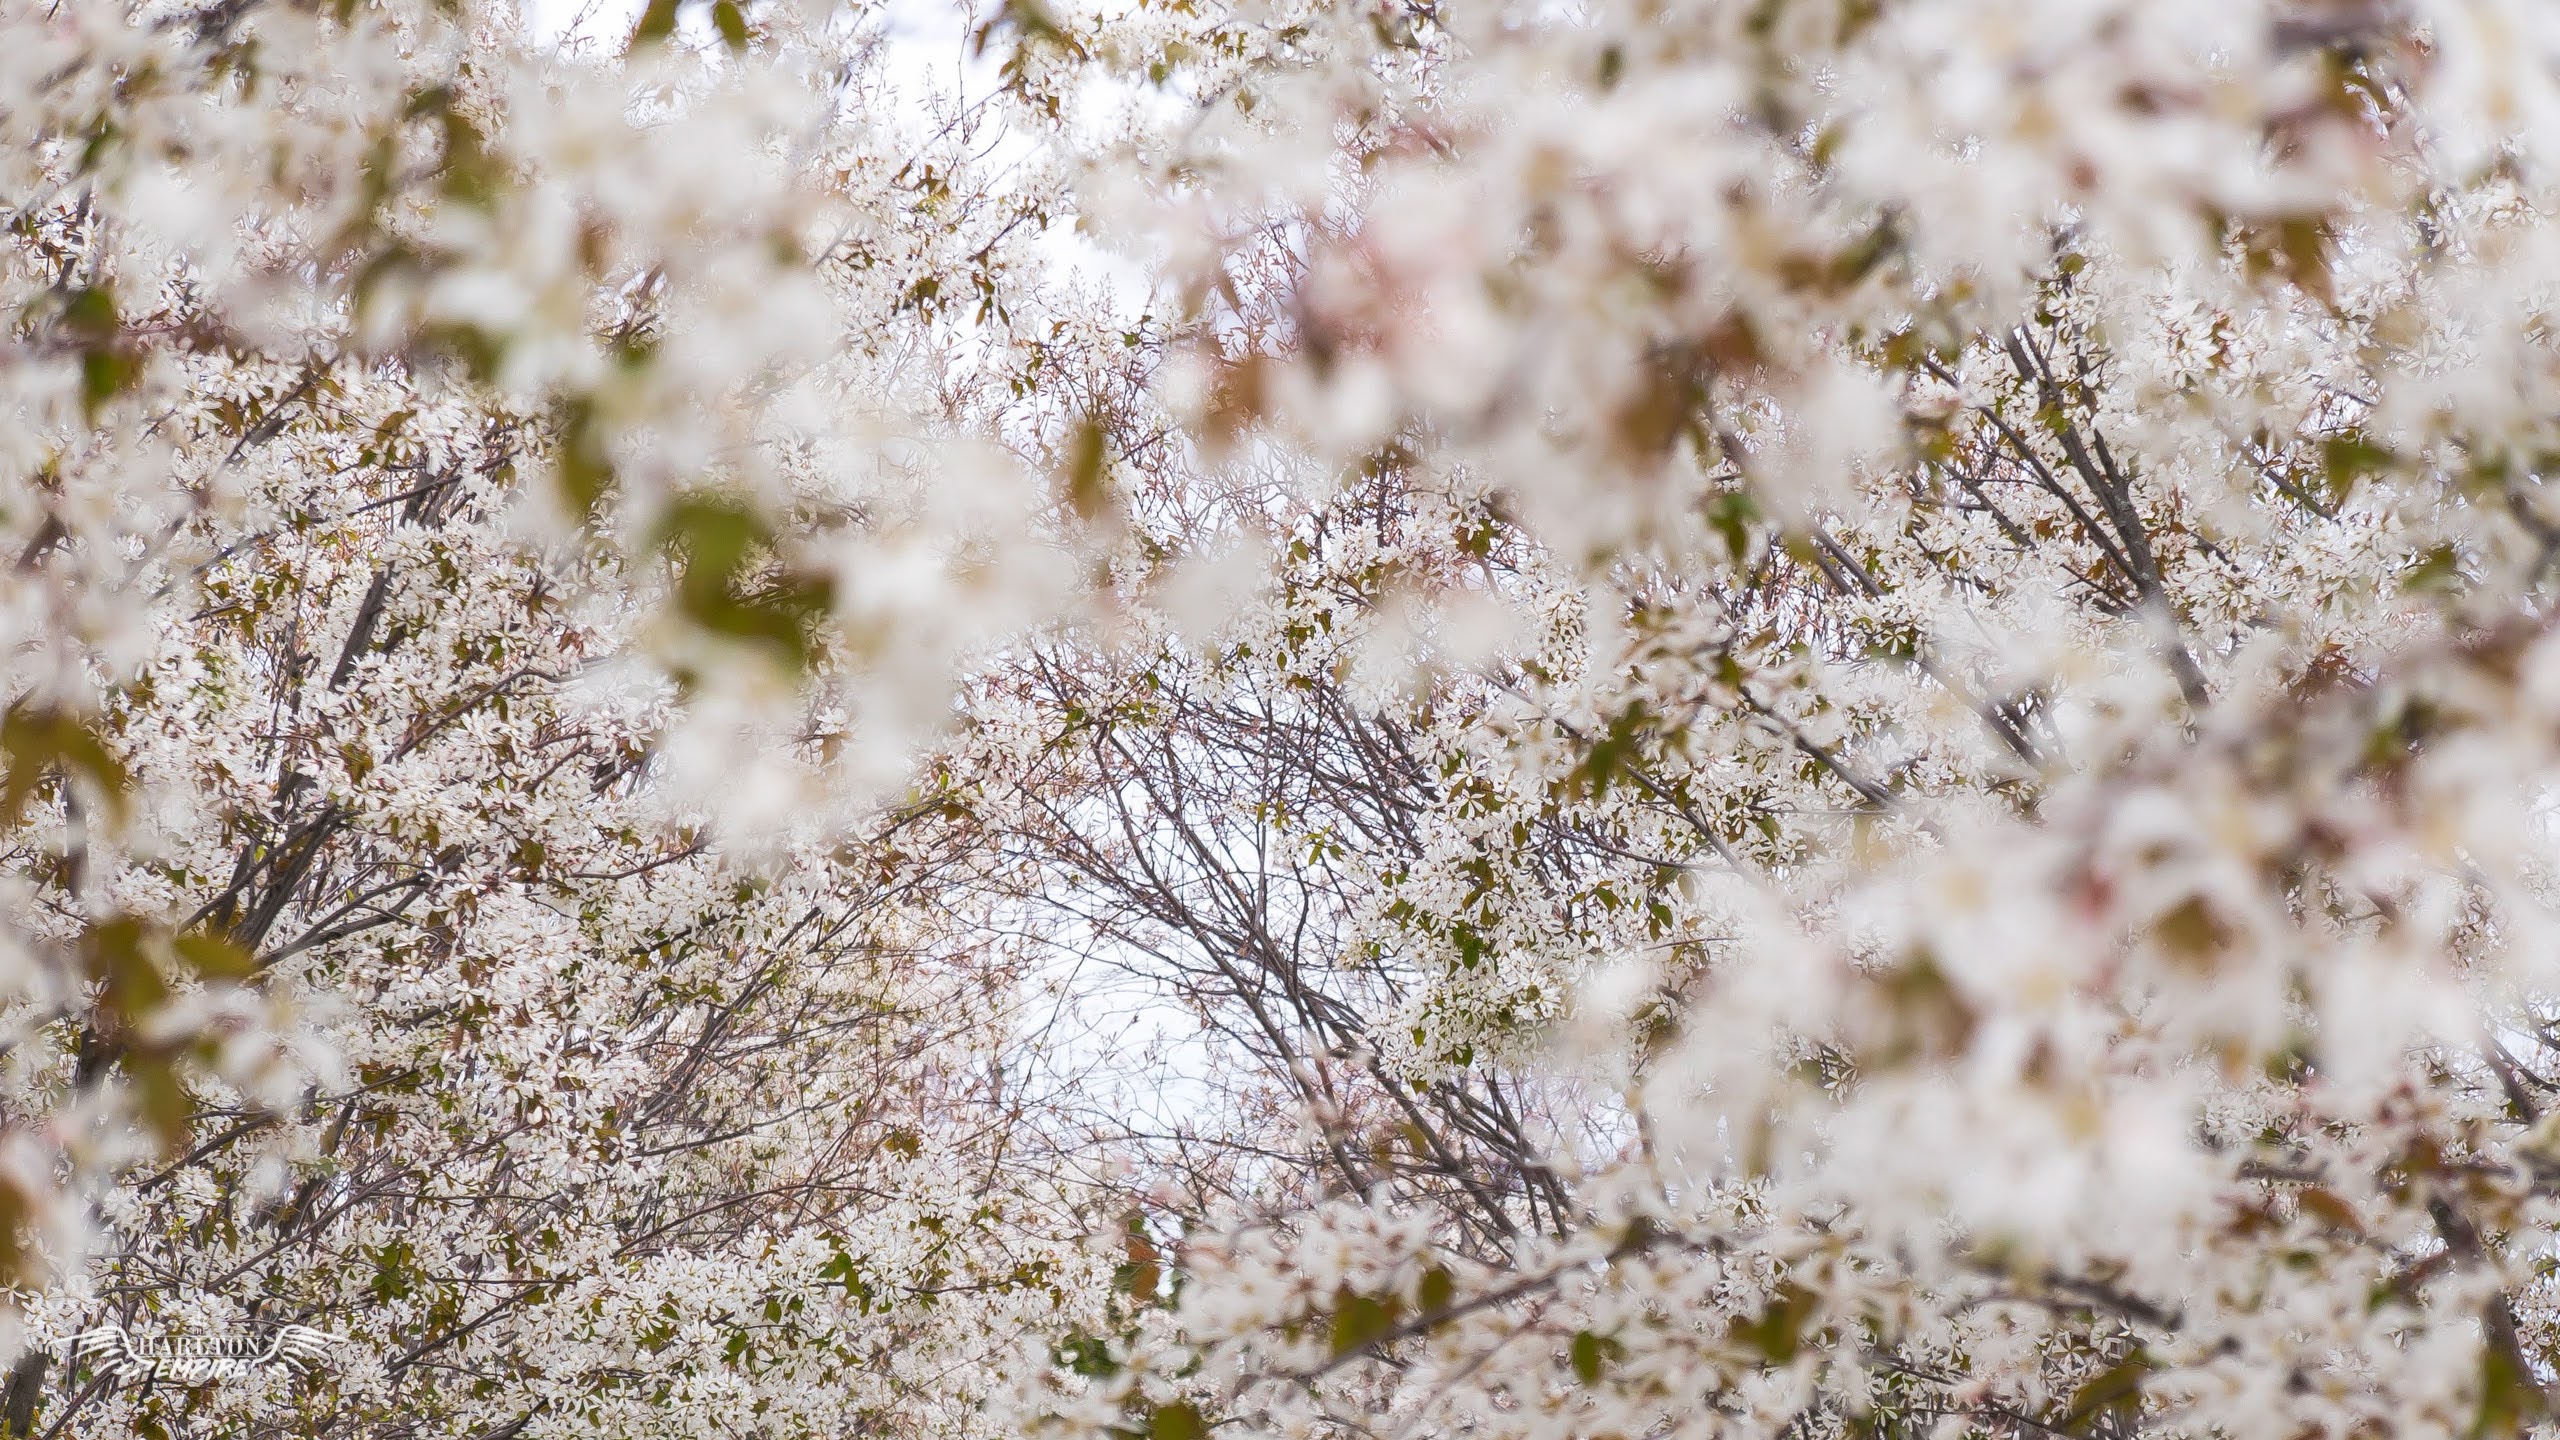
(10, 2, 2560, 1439)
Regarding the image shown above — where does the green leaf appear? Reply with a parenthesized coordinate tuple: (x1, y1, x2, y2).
(2321, 432, 2392, 489)
(81, 349, 139, 415)
(61, 284, 117, 339)
(654, 493, 833, 673)
(554, 397, 616, 518)
(711, 0, 749, 49)
(630, 0, 679, 45)
(1570, 1329, 1624, 1385)
(1706, 491, 1759, 563)
(1417, 1265, 1455, 1318)
(1566, 702, 1655, 799)
(83, 914, 167, 1023)
(126, 1051, 194, 1151)
(2061, 1352, 2152, 1436)
(1731, 1281, 1817, 1364)
(1057, 1332, 1119, 1379)
(173, 931, 258, 981)
(372, 1237, 417, 1301)
(1, 703, 131, 828)
(2474, 1333, 2542, 1440)
(1148, 1401, 1206, 1440)
(973, 0, 1068, 57)
(2404, 543, 2465, 594)
(1063, 417, 1113, 521)
(1328, 1284, 1400, 1357)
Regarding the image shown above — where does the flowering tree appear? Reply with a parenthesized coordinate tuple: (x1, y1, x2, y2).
(976, 3, 2560, 1440)
(20, 1, 2560, 1439)
(0, 1, 1124, 1434)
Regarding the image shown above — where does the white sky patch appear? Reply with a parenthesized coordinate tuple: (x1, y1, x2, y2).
(518, 0, 1150, 313)
(517, 0, 999, 99)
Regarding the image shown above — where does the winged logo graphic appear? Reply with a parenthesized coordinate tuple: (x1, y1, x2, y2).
(61, 1323, 341, 1383)
(62, 1326, 151, 1381)
(249, 1325, 339, 1371)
